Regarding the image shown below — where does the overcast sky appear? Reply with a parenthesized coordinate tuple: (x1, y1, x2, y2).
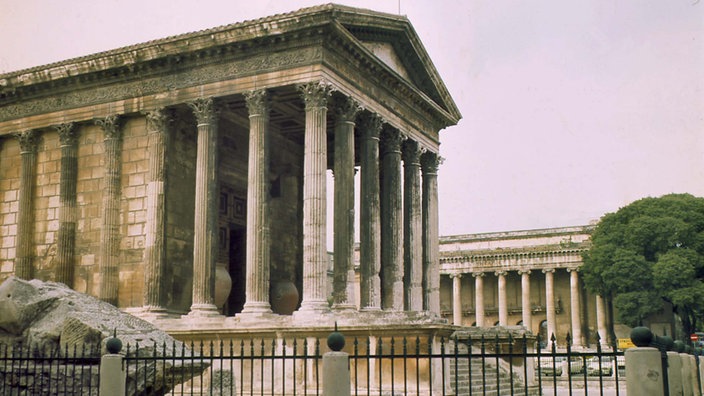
(1, 0, 703, 237)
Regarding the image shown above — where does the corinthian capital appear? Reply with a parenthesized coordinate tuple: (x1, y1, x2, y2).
(402, 139, 422, 164)
(55, 123, 78, 146)
(333, 96, 362, 122)
(244, 89, 269, 117)
(380, 126, 404, 154)
(358, 113, 383, 139)
(420, 151, 442, 174)
(145, 108, 169, 133)
(96, 115, 123, 140)
(188, 97, 217, 125)
(15, 130, 39, 153)
(298, 81, 333, 110)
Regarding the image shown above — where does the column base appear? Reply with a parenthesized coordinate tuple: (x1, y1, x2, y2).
(186, 303, 223, 318)
(129, 306, 171, 321)
(332, 303, 357, 311)
(296, 300, 331, 313)
(240, 301, 273, 315)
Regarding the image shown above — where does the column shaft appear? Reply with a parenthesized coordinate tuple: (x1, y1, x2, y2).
(520, 270, 532, 330)
(143, 110, 168, 312)
(596, 294, 608, 345)
(380, 127, 404, 310)
(15, 131, 38, 280)
(97, 116, 123, 305)
(241, 90, 272, 314)
(421, 152, 440, 314)
(359, 113, 382, 310)
(332, 97, 359, 309)
(569, 269, 583, 347)
(55, 123, 78, 287)
(544, 269, 556, 340)
(298, 82, 332, 312)
(497, 271, 508, 326)
(403, 140, 423, 311)
(452, 274, 462, 326)
(189, 98, 220, 316)
(474, 273, 485, 327)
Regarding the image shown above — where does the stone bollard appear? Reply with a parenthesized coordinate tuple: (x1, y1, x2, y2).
(667, 339, 684, 396)
(323, 324, 350, 396)
(100, 334, 126, 396)
(626, 327, 665, 396)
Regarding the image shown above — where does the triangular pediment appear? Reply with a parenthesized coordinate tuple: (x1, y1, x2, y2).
(359, 41, 412, 81)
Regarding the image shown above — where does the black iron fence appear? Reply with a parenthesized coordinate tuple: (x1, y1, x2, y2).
(1, 334, 628, 395)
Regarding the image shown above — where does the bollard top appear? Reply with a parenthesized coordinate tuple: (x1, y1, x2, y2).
(630, 326, 653, 347)
(327, 322, 345, 352)
(660, 336, 674, 351)
(105, 328, 122, 354)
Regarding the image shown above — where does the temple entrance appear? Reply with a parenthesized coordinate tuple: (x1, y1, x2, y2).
(226, 226, 246, 315)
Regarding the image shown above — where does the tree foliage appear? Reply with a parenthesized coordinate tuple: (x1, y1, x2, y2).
(582, 194, 704, 336)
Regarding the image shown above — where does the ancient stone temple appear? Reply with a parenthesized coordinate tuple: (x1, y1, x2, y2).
(0, 4, 460, 337)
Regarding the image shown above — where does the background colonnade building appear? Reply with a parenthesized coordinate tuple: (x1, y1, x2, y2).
(439, 225, 616, 348)
(0, 5, 461, 328)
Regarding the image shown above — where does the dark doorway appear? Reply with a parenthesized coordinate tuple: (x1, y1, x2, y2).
(226, 226, 246, 315)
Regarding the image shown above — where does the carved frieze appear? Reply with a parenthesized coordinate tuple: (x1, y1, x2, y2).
(0, 47, 322, 123)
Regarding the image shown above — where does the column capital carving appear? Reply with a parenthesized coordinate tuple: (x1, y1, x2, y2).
(55, 123, 78, 146)
(495, 271, 507, 277)
(244, 89, 269, 117)
(358, 113, 383, 139)
(145, 108, 170, 133)
(517, 269, 532, 275)
(189, 97, 218, 125)
(449, 273, 462, 279)
(402, 139, 422, 164)
(542, 268, 556, 274)
(15, 130, 39, 153)
(472, 272, 485, 278)
(380, 126, 404, 154)
(95, 115, 123, 140)
(420, 151, 443, 174)
(298, 81, 334, 110)
(333, 96, 362, 122)
(566, 267, 580, 273)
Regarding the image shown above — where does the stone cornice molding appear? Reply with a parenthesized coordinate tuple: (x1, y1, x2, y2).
(243, 89, 269, 118)
(298, 81, 334, 110)
(15, 130, 38, 153)
(441, 247, 588, 263)
(95, 115, 122, 140)
(55, 123, 78, 146)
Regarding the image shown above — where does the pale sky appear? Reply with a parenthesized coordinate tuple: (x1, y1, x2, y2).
(1, 0, 703, 237)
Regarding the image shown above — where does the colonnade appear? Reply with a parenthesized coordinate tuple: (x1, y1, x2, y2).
(4, 81, 442, 318)
(449, 267, 609, 347)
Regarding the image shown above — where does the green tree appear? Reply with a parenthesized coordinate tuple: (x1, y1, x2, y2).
(582, 193, 704, 337)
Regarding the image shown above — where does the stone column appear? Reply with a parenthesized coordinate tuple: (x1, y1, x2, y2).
(402, 140, 423, 311)
(451, 273, 462, 326)
(14, 130, 38, 280)
(55, 123, 78, 287)
(543, 268, 556, 340)
(188, 98, 221, 316)
(143, 109, 168, 313)
(298, 81, 333, 313)
(358, 113, 382, 311)
(473, 272, 485, 327)
(240, 90, 273, 315)
(421, 151, 441, 314)
(380, 126, 404, 311)
(567, 268, 583, 347)
(496, 271, 508, 326)
(96, 116, 123, 305)
(519, 269, 532, 330)
(596, 294, 608, 345)
(332, 97, 359, 310)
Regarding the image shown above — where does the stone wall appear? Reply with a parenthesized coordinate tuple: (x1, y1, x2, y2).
(0, 139, 19, 279)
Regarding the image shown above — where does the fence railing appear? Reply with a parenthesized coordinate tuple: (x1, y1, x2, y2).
(1, 333, 631, 395)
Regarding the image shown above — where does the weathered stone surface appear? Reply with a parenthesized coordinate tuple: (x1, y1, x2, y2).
(0, 276, 209, 395)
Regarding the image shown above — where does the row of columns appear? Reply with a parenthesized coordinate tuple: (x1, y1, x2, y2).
(5, 81, 441, 318)
(450, 268, 607, 346)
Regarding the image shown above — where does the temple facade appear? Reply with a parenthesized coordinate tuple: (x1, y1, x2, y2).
(0, 4, 461, 333)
